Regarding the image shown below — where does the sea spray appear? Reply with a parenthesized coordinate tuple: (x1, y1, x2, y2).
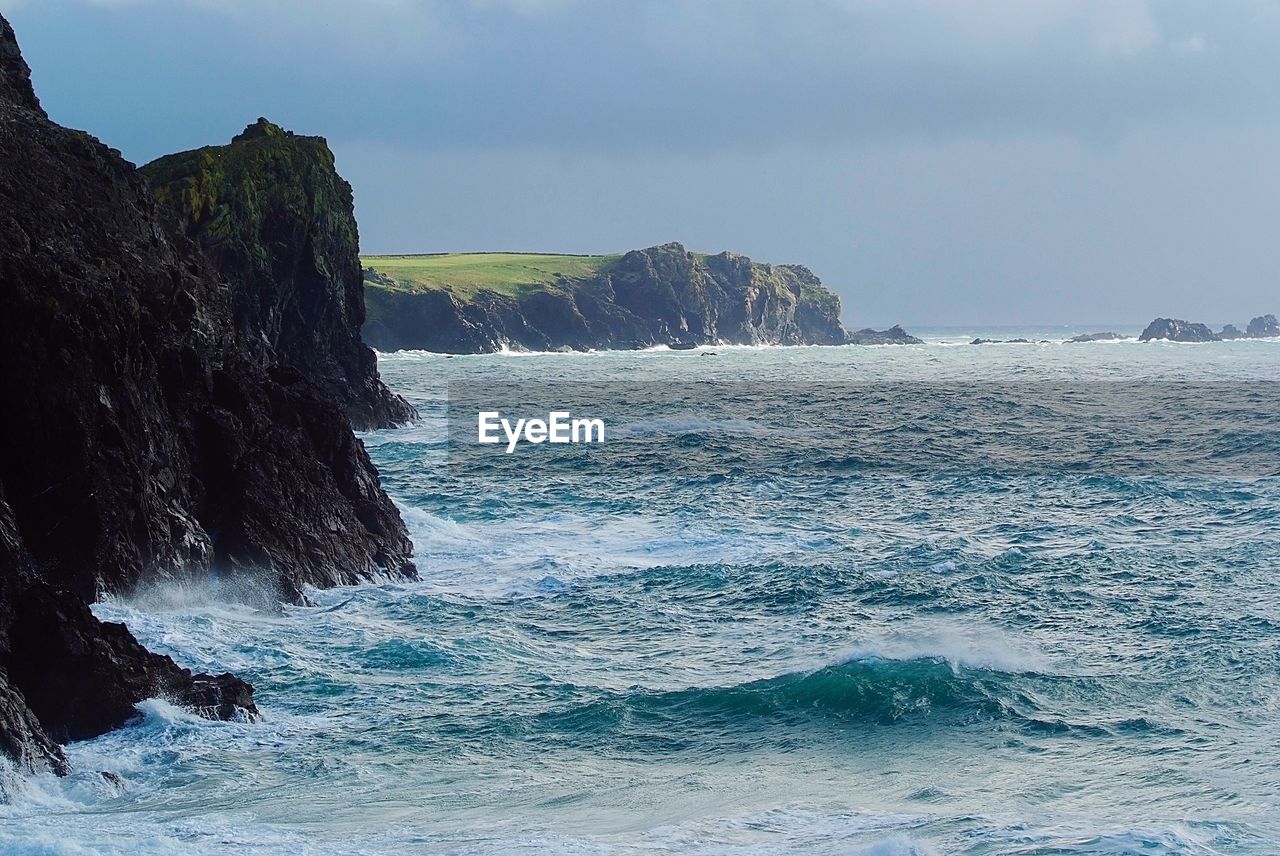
(5, 344, 1280, 854)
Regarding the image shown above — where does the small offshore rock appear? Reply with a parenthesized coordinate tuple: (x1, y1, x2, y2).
(1067, 331, 1125, 343)
(847, 325, 923, 345)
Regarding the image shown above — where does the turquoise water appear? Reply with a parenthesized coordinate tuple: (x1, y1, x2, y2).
(4, 332, 1280, 854)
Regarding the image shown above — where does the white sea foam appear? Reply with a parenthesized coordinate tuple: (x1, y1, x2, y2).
(358, 419, 449, 447)
(397, 502, 804, 596)
(837, 618, 1052, 674)
(5, 341, 1277, 853)
(99, 574, 286, 614)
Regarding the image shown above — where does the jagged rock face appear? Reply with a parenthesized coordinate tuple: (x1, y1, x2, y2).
(1247, 314, 1279, 338)
(0, 489, 256, 784)
(4, 573, 258, 744)
(142, 119, 415, 430)
(1219, 324, 1246, 340)
(0, 672, 67, 783)
(0, 98, 415, 600)
(0, 497, 70, 781)
(364, 243, 852, 353)
(1, 59, 215, 599)
(0, 16, 39, 117)
(0, 15, 411, 777)
(1139, 318, 1219, 342)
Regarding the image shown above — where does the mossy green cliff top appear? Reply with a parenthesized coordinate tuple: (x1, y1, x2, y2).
(360, 246, 834, 305)
(142, 118, 414, 429)
(143, 118, 354, 251)
(360, 241, 859, 352)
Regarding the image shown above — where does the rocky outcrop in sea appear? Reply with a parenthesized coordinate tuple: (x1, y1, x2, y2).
(0, 15, 413, 786)
(1067, 332, 1126, 343)
(364, 242, 914, 352)
(846, 325, 924, 345)
(1139, 318, 1219, 342)
(1247, 314, 1279, 338)
(1139, 315, 1279, 342)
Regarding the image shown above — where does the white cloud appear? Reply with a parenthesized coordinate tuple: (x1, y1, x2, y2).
(820, 0, 1165, 58)
(1171, 33, 1210, 55)
(467, 0, 581, 15)
(1087, 0, 1161, 56)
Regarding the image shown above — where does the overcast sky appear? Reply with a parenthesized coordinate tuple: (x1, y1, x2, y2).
(6, 0, 1279, 327)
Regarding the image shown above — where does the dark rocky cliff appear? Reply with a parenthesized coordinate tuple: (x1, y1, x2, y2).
(364, 242, 912, 352)
(0, 16, 413, 783)
(141, 119, 415, 430)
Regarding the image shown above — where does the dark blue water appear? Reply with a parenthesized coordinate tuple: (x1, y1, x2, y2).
(5, 336, 1280, 855)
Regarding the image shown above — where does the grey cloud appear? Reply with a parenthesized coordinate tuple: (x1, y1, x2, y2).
(6, 0, 1280, 325)
(10, 0, 1280, 159)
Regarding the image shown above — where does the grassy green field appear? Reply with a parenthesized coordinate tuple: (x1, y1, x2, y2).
(361, 252, 622, 299)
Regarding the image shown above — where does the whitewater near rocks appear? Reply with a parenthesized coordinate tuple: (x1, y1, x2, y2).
(5, 337, 1279, 855)
(0, 12, 413, 783)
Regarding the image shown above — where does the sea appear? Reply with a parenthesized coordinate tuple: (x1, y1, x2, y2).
(3, 325, 1280, 855)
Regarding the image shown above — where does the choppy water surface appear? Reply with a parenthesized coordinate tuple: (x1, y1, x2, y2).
(5, 332, 1280, 854)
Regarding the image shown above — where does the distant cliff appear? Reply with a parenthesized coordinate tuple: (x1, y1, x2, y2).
(141, 119, 414, 430)
(362, 243, 917, 352)
(0, 17, 413, 783)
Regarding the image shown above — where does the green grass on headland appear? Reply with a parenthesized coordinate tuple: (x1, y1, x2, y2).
(361, 252, 622, 299)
